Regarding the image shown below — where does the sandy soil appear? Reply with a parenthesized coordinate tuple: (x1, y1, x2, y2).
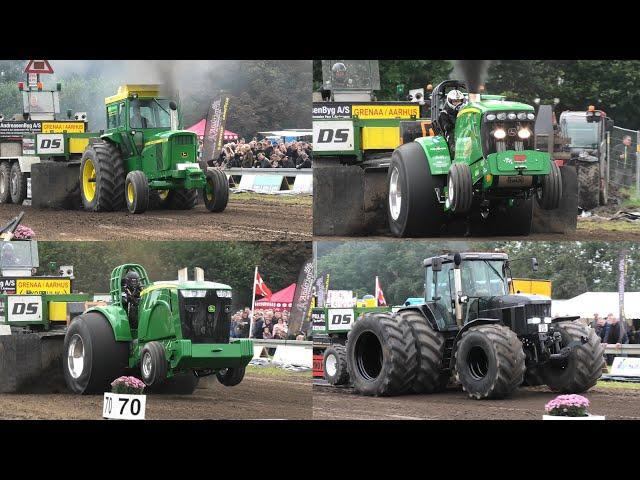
(0, 371, 312, 420)
(312, 382, 640, 420)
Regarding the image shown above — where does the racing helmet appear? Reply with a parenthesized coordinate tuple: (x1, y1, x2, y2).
(331, 62, 347, 80)
(124, 270, 141, 289)
(446, 89, 466, 112)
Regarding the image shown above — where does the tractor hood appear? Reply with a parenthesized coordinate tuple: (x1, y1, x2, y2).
(471, 294, 551, 334)
(463, 99, 535, 113)
(141, 130, 199, 172)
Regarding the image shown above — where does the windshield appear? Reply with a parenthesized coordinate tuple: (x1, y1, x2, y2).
(321, 60, 380, 91)
(130, 99, 171, 129)
(562, 117, 599, 148)
(0, 241, 37, 268)
(461, 261, 507, 297)
(22, 91, 59, 114)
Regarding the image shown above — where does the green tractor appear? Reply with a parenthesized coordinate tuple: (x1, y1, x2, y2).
(63, 264, 253, 395)
(388, 80, 562, 237)
(344, 252, 604, 399)
(79, 85, 229, 214)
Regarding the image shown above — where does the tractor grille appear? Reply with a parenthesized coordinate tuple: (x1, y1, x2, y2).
(481, 119, 535, 155)
(173, 135, 194, 146)
(525, 302, 551, 319)
(155, 143, 164, 170)
(178, 290, 230, 344)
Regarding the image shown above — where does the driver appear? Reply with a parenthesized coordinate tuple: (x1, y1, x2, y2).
(439, 90, 466, 152)
(331, 62, 349, 88)
(122, 270, 143, 328)
(1, 242, 20, 266)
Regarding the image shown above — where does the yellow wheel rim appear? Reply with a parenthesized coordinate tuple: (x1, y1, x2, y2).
(206, 180, 214, 201)
(158, 190, 169, 200)
(82, 159, 96, 202)
(127, 182, 134, 204)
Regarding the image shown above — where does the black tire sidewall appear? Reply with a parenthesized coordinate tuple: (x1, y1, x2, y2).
(63, 317, 95, 394)
(9, 162, 26, 204)
(0, 162, 12, 204)
(125, 171, 149, 214)
(455, 329, 500, 397)
(203, 169, 229, 212)
(141, 341, 167, 387)
(323, 345, 348, 385)
(216, 365, 245, 386)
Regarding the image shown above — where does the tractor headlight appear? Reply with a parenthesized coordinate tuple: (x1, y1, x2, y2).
(507, 113, 517, 120)
(527, 113, 535, 120)
(543, 317, 552, 324)
(493, 128, 507, 140)
(216, 290, 232, 298)
(527, 317, 541, 324)
(181, 290, 207, 298)
(517, 112, 527, 120)
(497, 112, 507, 120)
(486, 113, 496, 121)
(517, 128, 532, 139)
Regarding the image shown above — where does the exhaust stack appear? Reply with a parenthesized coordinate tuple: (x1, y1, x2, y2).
(469, 93, 481, 103)
(194, 267, 205, 282)
(178, 267, 189, 282)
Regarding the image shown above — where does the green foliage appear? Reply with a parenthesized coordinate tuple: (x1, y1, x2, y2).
(38, 241, 311, 309)
(317, 241, 640, 304)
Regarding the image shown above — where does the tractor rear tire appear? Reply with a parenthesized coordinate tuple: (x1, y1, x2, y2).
(148, 190, 171, 210)
(125, 170, 149, 214)
(577, 162, 600, 211)
(63, 312, 129, 395)
(140, 341, 168, 389)
(0, 162, 11, 204)
(10, 162, 27, 205)
(155, 371, 200, 395)
(347, 312, 417, 396)
(203, 169, 229, 212)
(447, 162, 473, 214)
(169, 189, 197, 210)
(398, 311, 447, 394)
(387, 141, 446, 237)
(80, 141, 126, 212)
(522, 367, 545, 387)
(536, 161, 562, 210)
(454, 324, 526, 400)
(323, 345, 350, 386)
(216, 366, 246, 386)
(540, 320, 604, 393)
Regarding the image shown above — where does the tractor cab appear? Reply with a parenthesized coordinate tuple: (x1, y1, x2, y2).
(559, 108, 613, 151)
(320, 60, 381, 102)
(0, 240, 39, 277)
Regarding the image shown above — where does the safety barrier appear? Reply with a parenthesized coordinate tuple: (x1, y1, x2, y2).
(223, 168, 312, 194)
(250, 339, 312, 367)
(604, 344, 640, 355)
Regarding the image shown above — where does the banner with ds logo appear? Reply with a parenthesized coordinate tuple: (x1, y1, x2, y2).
(7, 296, 42, 322)
(313, 121, 354, 152)
(36, 134, 65, 154)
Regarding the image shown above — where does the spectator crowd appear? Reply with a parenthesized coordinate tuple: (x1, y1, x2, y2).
(229, 307, 307, 341)
(199, 137, 312, 170)
(591, 313, 640, 365)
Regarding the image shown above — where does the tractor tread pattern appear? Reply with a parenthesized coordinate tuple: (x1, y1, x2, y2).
(448, 162, 473, 213)
(90, 141, 126, 212)
(324, 344, 350, 386)
(170, 188, 198, 210)
(577, 162, 600, 211)
(538, 161, 562, 210)
(455, 324, 526, 400)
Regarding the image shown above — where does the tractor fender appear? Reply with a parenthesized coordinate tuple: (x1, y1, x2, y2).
(551, 315, 580, 323)
(414, 136, 452, 175)
(447, 318, 502, 370)
(396, 304, 441, 332)
(81, 305, 133, 342)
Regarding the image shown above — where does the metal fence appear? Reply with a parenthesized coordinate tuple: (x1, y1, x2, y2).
(609, 126, 640, 194)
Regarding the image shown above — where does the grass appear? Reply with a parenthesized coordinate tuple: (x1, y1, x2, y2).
(619, 187, 640, 210)
(246, 364, 310, 377)
(230, 192, 312, 205)
(578, 219, 640, 233)
(596, 380, 640, 390)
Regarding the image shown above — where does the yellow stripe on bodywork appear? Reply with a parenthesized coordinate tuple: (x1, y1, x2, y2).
(141, 283, 178, 296)
(146, 138, 168, 146)
(457, 108, 481, 117)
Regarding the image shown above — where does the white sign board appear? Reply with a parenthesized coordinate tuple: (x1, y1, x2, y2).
(103, 393, 146, 420)
(610, 357, 640, 377)
(7, 296, 42, 322)
(313, 121, 354, 152)
(326, 290, 355, 308)
(327, 308, 355, 331)
(272, 345, 312, 368)
(36, 134, 64, 154)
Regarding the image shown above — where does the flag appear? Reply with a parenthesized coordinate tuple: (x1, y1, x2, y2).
(375, 276, 387, 306)
(254, 269, 272, 298)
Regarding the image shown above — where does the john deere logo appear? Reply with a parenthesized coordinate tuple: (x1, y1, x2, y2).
(181, 152, 188, 157)
(208, 305, 216, 313)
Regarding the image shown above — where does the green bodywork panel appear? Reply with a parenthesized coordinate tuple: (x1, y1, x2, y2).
(415, 136, 451, 175)
(487, 150, 551, 176)
(464, 100, 535, 113)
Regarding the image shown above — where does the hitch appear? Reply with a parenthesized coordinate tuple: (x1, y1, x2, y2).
(547, 337, 587, 367)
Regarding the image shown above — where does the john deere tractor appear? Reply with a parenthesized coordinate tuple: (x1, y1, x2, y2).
(80, 85, 229, 214)
(345, 252, 604, 399)
(63, 264, 252, 395)
(388, 80, 562, 237)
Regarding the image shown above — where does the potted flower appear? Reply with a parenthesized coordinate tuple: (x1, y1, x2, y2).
(542, 394, 605, 420)
(103, 376, 147, 420)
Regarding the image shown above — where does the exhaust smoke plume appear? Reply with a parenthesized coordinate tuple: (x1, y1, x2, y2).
(454, 60, 491, 92)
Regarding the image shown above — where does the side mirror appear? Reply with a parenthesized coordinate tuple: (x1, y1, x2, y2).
(459, 295, 469, 304)
(169, 101, 177, 111)
(66, 109, 73, 119)
(532, 257, 539, 272)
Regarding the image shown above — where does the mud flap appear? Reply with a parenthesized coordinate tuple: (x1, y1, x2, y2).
(0, 331, 66, 393)
(532, 165, 578, 234)
(31, 161, 82, 210)
(313, 158, 387, 236)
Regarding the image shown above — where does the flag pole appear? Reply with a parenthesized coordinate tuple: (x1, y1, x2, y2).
(375, 276, 379, 306)
(249, 266, 258, 338)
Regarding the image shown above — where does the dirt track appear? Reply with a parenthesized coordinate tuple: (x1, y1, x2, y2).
(313, 383, 640, 420)
(0, 371, 311, 420)
(0, 195, 312, 241)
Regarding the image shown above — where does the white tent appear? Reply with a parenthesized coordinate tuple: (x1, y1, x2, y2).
(551, 292, 640, 319)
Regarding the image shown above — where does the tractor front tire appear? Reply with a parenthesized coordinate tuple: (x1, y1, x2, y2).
(169, 189, 197, 210)
(577, 162, 600, 211)
(203, 169, 229, 212)
(9, 162, 27, 205)
(323, 345, 350, 386)
(0, 162, 12, 204)
(454, 324, 526, 400)
(148, 190, 171, 210)
(398, 311, 447, 394)
(347, 313, 417, 396)
(447, 162, 473, 214)
(216, 366, 246, 386)
(540, 320, 605, 393)
(387, 142, 446, 237)
(536, 161, 562, 210)
(63, 312, 129, 395)
(125, 171, 149, 214)
(80, 141, 126, 212)
(140, 341, 168, 389)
